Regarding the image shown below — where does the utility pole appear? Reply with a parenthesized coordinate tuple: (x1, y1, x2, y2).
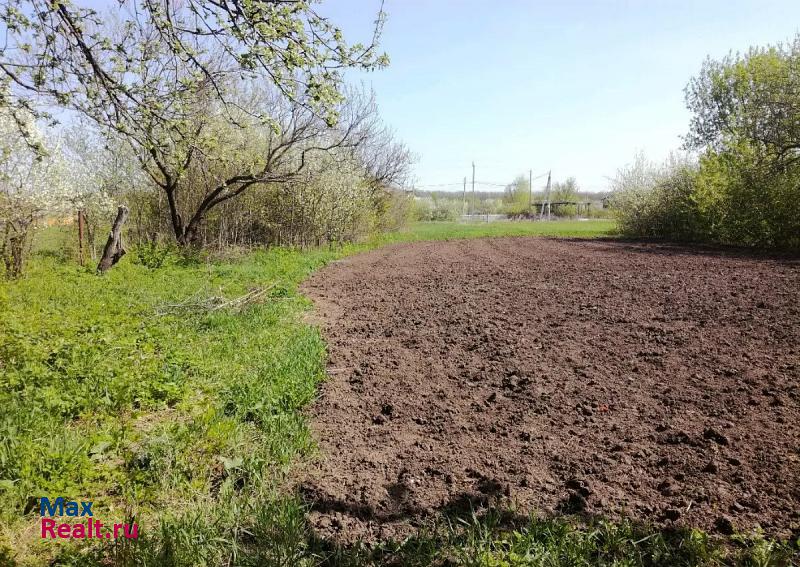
(462, 176, 467, 217)
(528, 168, 533, 212)
(546, 170, 552, 220)
(541, 170, 552, 219)
(471, 161, 476, 220)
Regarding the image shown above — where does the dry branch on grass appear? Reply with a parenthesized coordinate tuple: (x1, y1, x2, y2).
(155, 284, 276, 316)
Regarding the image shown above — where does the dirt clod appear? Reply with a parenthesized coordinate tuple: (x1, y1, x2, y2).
(715, 515, 736, 535)
(703, 428, 730, 446)
(565, 478, 592, 497)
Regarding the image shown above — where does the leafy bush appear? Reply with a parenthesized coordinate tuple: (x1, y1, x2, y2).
(132, 241, 176, 269)
(610, 147, 800, 249)
(412, 196, 462, 221)
(502, 175, 531, 216)
(610, 153, 707, 241)
(554, 203, 578, 217)
(694, 145, 800, 249)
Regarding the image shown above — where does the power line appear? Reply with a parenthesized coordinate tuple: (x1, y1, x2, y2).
(414, 182, 466, 188)
(417, 176, 550, 189)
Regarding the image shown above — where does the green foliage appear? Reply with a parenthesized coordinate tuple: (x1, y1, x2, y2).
(675, 34, 800, 249)
(611, 153, 708, 241)
(213, 157, 409, 248)
(614, 35, 800, 249)
(502, 175, 531, 215)
(551, 177, 578, 203)
(611, 146, 799, 249)
(694, 144, 800, 248)
(0, 231, 337, 562)
(132, 242, 176, 270)
(412, 196, 463, 221)
(686, 36, 800, 160)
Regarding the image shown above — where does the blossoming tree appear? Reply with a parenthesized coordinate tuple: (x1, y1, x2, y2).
(0, 108, 116, 277)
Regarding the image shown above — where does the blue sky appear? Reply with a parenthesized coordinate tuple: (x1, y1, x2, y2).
(321, 1, 800, 193)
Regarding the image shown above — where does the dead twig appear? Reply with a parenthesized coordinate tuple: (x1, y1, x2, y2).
(155, 284, 277, 316)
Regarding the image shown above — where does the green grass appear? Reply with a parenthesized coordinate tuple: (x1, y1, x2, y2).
(1, 220, 797, 566)
(378, 219, 617, 244)
(1, 239, 337, 565)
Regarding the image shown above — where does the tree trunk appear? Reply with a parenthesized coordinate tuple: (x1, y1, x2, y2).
(179, 216, 206, 248)
(97, 205, 129, 273)
(2, 222, 29, 279)
(3, 234, 26, 279)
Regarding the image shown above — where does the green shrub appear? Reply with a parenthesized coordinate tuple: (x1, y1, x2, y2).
(132, 241, 176, 269)
(412, 196, 461, 221)
(554, 203, 578, 217)
(611, 153, 707, 242)
(677, 34, 800, 250)
(611, 148, 800, 249)
(695, 145, 800, 249)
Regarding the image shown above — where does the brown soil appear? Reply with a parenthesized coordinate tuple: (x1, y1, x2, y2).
(299, 238, 800, 542)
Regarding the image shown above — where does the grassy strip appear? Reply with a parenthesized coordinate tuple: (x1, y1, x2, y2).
(1, 220, 796, 565)
(375, 219, 618, 243)
(298, 511, 796, 566)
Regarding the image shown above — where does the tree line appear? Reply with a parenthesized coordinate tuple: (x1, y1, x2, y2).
(412, 180, 610, 221)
